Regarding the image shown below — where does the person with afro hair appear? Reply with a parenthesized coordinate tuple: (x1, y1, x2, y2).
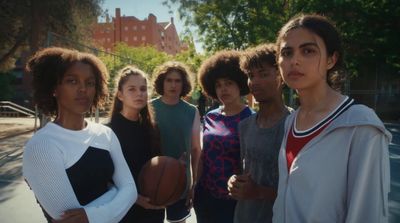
(193, 50, 254, 223)
(23, 47, 137, 223)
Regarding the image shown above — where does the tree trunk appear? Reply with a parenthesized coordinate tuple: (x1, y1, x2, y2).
(29, 0, 46, 55)
(0, 32, 28, 70)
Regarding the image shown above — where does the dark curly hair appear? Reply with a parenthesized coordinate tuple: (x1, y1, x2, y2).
(26, 47, 108, 116)
(276, 14, 345, 91)
(198, 50, 249, 100)
(152, 61, 193, 97)
(240, 43, 277, 76)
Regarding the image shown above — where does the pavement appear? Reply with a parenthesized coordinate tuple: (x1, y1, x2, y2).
(0, 117, 196, 223)
(0, 117, 43, 223)
(0, 117, 37, 140)
(3, 117, 397, 223)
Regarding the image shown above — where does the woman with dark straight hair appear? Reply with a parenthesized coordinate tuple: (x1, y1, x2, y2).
(272, 14, 391, 223)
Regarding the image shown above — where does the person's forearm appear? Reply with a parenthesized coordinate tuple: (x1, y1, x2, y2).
(196, 156, 203, 184)
(256, 186, 276, 201)
(191, 147, 201, 184)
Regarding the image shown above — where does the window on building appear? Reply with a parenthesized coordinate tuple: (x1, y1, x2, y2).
(107, 38, 111, 42)
(133, 26, 137, 31)
(125, 37, 128, 42)
(142, 36, 146, 41)
(133, 36, 137, 41)
(141, 25, 146, 30)
(161, 31, 165, 37)
(124, 26, 128, 31)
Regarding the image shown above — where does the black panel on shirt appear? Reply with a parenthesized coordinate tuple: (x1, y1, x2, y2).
(66, 147, 114, 205)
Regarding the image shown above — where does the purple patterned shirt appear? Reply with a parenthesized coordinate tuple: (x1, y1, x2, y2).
(198, 106, 254, 199)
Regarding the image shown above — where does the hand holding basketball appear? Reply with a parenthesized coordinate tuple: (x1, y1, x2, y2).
(138, 156, 187, 206)
(136, 195, 165, 210)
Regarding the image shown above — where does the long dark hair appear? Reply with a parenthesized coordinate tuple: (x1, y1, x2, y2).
(110, 65, 160, 155)
(276, 14, 345, 91)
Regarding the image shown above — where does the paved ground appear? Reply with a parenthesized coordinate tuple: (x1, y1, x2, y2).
(0, 117, 37, 140)
(0, 117, 197, 223)
(2, 117, 398, 223)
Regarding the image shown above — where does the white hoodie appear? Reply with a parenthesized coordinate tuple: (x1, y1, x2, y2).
(273, 104, 391, 223)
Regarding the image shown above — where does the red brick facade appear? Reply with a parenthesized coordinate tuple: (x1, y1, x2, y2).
(92, 8, 185, 55)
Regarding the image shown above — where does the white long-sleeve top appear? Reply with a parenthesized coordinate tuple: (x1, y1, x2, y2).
(23, 121, 137, 223)
(273, 104, 391, 223)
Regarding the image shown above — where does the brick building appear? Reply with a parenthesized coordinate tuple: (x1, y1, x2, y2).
(92, 8, 186, 55)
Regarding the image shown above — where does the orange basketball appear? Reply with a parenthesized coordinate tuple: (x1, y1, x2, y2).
(138, 156, 187, 206)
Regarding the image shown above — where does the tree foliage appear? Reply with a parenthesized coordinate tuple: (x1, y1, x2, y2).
(174, 35, 206, 73)
(99, 42, 205, 95)
(0, 0, 104, 72)
(165, 0, 288, 51)
(290, 0, 400, 76)
(165, 0, 400, 77)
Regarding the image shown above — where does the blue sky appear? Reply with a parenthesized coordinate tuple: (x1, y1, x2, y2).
(101, 0, 203, 52)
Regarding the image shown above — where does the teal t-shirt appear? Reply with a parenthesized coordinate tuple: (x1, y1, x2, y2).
(151, 97, 196, 195)
(151, 97, 196, 158)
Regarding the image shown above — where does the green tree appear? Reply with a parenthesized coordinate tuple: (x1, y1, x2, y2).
(174, 35, 206, 102)
(99, 43, 171, 94)
(98, 52, 128, 93)
(166, 0, 400, 77)
(113, 43, 172, 76)
(164, 0, 288, 52)
(174, 35, 205, 72)
(0, 0, 104, 71)
(289, 0, 400, 77)
(101, 42, 205, 100)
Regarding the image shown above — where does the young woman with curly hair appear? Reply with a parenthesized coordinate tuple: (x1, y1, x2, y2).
(194, 50, 254, 223)
(23, 47, 137, 223)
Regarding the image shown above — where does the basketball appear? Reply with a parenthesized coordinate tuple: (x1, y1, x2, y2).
(138, 156, 187, 206)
